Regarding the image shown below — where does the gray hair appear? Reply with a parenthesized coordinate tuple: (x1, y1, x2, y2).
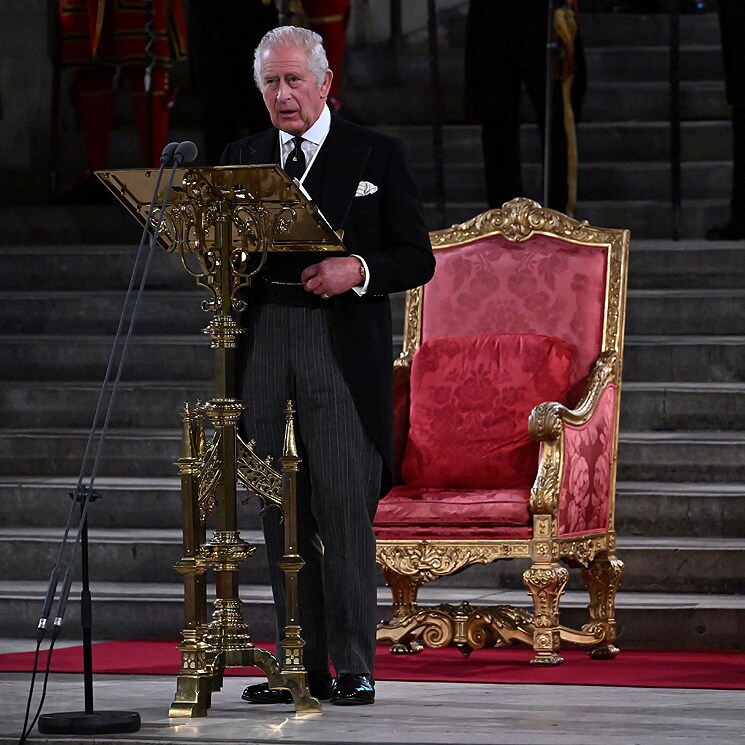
(253, 26, 330, 89)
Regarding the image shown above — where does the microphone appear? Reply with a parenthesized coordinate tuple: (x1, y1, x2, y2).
(173, 140, 198, 165)
(160, 141, 179, 165)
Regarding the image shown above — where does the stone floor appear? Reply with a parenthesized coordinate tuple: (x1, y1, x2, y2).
(1, 640, 743, 745)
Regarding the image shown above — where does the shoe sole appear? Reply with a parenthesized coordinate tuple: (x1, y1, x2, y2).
(330, 698, 375, 706)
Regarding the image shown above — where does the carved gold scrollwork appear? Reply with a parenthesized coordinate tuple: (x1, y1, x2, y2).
(523, 564, 568, 629)
(236, 437, 283, 509)
(530, 440, 562, 517)
(429, 198, 627, 249)
(465, 605, 535, 650)
(559, 536, 607, 568)
(196, 432, 221, 521)
(377, 603, 536, 655)
(400, 285, 424, 361)
(376, 541, 531, 583)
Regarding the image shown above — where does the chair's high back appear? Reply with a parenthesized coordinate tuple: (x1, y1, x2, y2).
(401, 203, 625, 406)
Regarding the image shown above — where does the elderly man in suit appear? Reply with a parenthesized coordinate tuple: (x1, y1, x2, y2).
(221, 26, 435, 706)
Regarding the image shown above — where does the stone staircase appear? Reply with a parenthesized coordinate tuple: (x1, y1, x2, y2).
(341, 9, 733, 237)
(1, 224, 744, 650)
(1, 9, 744, 652)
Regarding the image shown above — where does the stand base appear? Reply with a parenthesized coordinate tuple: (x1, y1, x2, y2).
(38, 710, 141, 735)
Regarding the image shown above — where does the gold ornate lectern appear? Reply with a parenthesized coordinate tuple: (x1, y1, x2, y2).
(97, 166, 344, 717)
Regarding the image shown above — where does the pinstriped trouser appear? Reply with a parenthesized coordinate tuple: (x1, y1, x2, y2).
(240, 303, 382, 677)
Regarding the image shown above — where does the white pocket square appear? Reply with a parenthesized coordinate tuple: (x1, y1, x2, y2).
(355, 180, 378, 197)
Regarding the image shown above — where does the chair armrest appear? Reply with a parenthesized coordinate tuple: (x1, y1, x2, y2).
(527, 353, 619, 533)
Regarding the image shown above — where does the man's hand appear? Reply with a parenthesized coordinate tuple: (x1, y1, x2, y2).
(301, 257, 364, 298)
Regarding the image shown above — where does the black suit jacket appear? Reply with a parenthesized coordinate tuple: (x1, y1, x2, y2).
(221, 113, 435, 493)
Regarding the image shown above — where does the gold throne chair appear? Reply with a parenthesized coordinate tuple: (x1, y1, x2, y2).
(373, 198, 630, 664)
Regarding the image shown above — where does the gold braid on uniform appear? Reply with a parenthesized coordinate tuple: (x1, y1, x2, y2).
(554, 6, 579, 216)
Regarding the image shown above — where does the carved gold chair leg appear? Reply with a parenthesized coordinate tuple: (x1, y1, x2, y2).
(381, 566, 425, 618)
(523, 562, 569, 665)
(582, 555, 624, 659)
(376, 566, 427, 653)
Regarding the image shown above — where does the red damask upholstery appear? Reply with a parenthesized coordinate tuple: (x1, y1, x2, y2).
(374, 485, 532, 540)
(402, 333, 573, 489)
(558, 383, 616, 537)
(420, 234, 607, 405)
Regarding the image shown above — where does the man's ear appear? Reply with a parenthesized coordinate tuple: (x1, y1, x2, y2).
(320, 69, 333, 99)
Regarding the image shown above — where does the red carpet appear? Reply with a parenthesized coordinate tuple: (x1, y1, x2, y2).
(1, 641, 744, 690)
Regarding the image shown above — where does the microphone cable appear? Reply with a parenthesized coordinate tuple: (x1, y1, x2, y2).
(17, 141, 198, 744)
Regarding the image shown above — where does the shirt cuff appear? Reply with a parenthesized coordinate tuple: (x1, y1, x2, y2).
(350, 254, 370, 296)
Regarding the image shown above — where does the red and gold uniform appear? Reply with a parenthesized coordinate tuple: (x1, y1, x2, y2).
(57, 0, 187, 168)
(303, 0, 350, 107)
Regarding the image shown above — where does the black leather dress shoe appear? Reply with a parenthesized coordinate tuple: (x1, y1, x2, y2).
(242, 671, 332, 704)
(330, 673, 375, 705)
(705, 221, 745, 241)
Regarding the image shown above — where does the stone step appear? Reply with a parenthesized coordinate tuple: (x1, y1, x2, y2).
(0, 527, 268, 586)
(0, 244, 194, 292)
(0, 335, 213, 382)
(3, 528, 742, 595)
(618, 430, 745, 482)
(1, 426, 742, 482)
(0, 332, 739, 384)
(577, 10, 721, 48)
(0, 191, 730, 248)
(625, 289, 745, 335)
(416, 160, 732, 204)
(339, 77, 730, 125)
(382, 121, 735, 165)
(0, 205, 141, 245)
(1, 580, 741, 650)
(3, 477, 742, 538)
(616, 481, 745, 538)
(1, 378, 742, 432)
(359, 8, 721, 53)
(10, 286, 739, 336)
(621, 381, 745, 431)
(0, 381, 212, 428)
(5, 237, 742, 295)
(0, 477, 186, 530)
(8, 120, 737, 209)
(0, 427, 185, 478)
(0, 291, 209, 335)
(583, 45, 724, 82)
(623, 335, 745, 382)
(628, 240, 745, 289)
(2, 239, 742, 297)
(344, 43, 724, 89)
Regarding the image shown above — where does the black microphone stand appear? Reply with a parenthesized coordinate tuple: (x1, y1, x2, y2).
(17, 141, 198, 740)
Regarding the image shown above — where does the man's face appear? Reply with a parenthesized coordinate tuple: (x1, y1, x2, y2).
(259, 43, 332, 136)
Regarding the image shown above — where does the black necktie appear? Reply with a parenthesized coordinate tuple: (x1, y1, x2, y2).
(284, 137, 306, 180)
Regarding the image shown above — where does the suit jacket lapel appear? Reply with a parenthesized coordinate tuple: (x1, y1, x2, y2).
(312, 116, 371, 229)
(238, 128, 279, 165)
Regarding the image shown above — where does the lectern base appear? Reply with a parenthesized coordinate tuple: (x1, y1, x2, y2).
(38, 710, 141, 735)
